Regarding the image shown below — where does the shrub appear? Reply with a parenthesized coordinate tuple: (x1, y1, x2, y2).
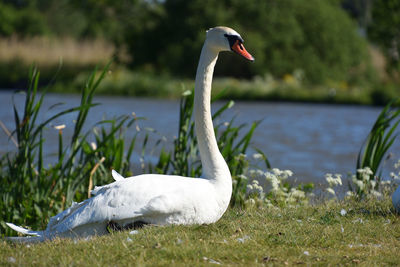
(125, 0, 374, 85)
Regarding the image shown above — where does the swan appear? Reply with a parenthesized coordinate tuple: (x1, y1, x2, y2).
(6, 26, 254, 242)
(393, 185, 400, 213)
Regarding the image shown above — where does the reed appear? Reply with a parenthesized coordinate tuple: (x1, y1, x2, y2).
(354, 98, 400, 196)
(0, 36, 114, 66)
(0, 64, 141, 236)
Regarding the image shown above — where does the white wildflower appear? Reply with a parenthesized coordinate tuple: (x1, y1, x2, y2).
(129, 230, 139, 235)
(370, 180, 376, 189)
(237, 235, 250, 243)
(371, 190, 382, 198)
(289, 188, 305, 199)
(303, 251, 310, 256)
(325, 173, 342, 187)
(284, 170, 294, 177)
(340, 209, 347, 216)
(334, 174, 342, 185)
(272, 168, 282, 176)
(249, 169, 257, 176)
(394, 159, 400, 169)
(90, 142, 97, 151)
(238, 174, 248, 180)
(246, 198, 256, 205)
(252, 153, 263, 160)
(352, 176, 365, 190)
(326, 188, 336, 195)
(54, 124, 66, 130)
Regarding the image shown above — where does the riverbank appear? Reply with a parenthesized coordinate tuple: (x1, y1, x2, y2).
(1, 197, 399, 266)
(1, 63, 399, 106)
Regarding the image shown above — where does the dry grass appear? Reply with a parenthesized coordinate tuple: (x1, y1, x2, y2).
(1, 197, 399, 266)
(0, 36, 115, 66)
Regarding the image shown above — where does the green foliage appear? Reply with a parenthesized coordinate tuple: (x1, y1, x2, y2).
(354, 98, 400, 196)
(368, 0, 400, 72)
(0, 64, 140, 236)
(124, 0, 373, 85)
(0, 2, 48, 37)
(6, 0, 373, 85)
(357, 99, 400, 177)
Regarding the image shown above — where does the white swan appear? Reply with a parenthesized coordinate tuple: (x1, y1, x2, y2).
(6, 26, 254, 242)
(393, 185, 400, 213)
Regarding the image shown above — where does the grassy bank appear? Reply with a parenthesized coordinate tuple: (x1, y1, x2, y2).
(47, 67, 398, 106)
(0, 37, 399, 106)
(1, 197, 399, 266)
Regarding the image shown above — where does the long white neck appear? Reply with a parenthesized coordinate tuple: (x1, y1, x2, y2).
(194, 42, 232, 191)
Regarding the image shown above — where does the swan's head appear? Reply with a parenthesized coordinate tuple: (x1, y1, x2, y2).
(206, 26, 254, 61)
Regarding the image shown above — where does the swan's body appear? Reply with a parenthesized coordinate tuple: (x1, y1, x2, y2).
(6, 26, 254, 242)
(393, 185, 400, 213)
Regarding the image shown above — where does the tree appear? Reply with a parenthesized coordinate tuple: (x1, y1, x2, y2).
(368, 0, 400, 73)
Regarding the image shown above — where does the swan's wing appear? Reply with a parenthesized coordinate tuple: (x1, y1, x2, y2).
(112, 170, 125, 181)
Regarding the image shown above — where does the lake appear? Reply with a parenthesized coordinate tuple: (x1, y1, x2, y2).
(1, 90, 399, 187)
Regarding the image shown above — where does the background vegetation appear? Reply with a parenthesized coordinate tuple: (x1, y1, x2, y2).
(0, 0, 399, 104)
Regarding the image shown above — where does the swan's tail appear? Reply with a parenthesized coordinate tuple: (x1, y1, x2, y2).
(5, 223, 47, 243)
(111, 169, 125, 181)
(6, 223, 43, 236)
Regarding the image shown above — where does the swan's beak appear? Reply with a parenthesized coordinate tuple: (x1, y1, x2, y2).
(231, 40, 254, 61)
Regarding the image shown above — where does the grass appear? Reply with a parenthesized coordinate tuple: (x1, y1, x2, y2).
(1, 197, 399, 266)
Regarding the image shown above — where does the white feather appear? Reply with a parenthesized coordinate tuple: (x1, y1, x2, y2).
(5, 223, 42, 236)
(112, 169, 125, 181)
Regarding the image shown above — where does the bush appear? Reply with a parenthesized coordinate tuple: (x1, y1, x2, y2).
(124, 0, 374, 85)
(0, 3, 48, 37)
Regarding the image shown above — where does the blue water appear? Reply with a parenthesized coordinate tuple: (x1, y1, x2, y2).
(1, 90, 398, 186)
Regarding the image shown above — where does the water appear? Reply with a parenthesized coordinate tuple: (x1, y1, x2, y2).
(1, 90, 399, 185)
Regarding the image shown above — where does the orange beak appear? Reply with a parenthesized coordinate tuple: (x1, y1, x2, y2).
(231, 40, 254, 61)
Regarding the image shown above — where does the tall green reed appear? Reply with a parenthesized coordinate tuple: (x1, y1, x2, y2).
(353, 98, 400, 197)
(0, 64, 139, 236)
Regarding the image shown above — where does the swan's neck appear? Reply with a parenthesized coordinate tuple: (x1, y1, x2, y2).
(194, 43, 231, 189)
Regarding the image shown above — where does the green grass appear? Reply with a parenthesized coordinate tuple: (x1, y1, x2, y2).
(1, 197, 399, 266)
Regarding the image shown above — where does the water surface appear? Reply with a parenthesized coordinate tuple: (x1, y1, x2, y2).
(1, 91, 398, 186)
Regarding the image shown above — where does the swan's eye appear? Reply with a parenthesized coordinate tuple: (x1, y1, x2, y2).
(224, 34, 244, 50)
